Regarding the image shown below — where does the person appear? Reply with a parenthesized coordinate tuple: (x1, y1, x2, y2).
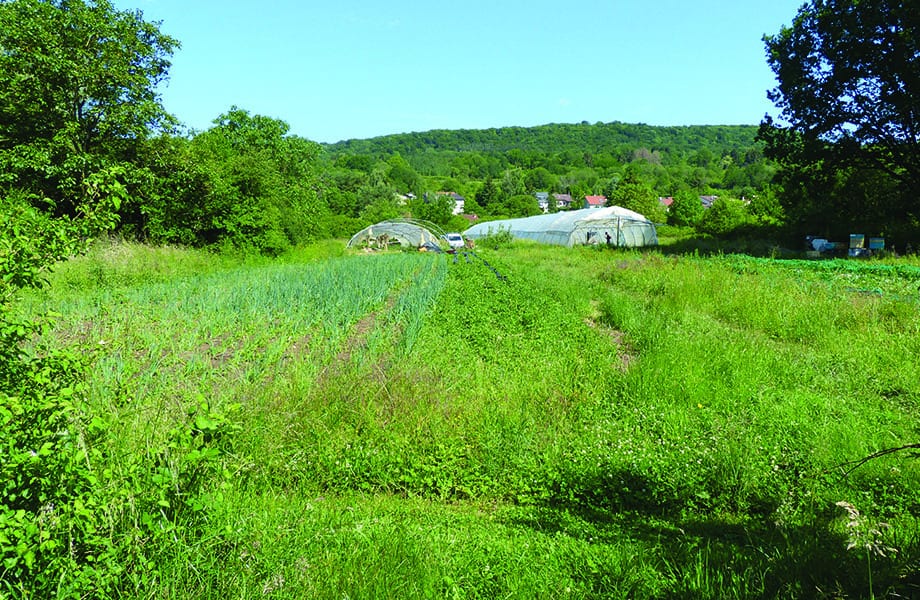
(605, 231, 612, 245)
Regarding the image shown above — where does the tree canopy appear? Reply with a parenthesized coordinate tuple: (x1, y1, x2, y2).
(0, 0, 179, 213)
(761, 0, 920, 237)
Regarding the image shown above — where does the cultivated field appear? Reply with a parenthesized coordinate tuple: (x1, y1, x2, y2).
(17, 239, 920, 598)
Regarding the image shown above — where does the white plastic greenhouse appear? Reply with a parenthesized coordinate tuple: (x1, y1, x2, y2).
(463, 206, 658, 248)
(346, 219, 444, 250)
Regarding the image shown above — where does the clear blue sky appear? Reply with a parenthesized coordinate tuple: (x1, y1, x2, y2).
(115, 0, 805, 144)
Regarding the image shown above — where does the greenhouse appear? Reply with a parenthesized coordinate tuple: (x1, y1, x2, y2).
(346, 219, 445, 250)
(463, 206, 658, 248)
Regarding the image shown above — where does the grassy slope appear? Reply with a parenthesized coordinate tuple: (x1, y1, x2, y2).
(21, 240, 920, 599)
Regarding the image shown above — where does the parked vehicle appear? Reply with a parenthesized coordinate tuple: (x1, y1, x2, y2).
(443, 233, 465, 250)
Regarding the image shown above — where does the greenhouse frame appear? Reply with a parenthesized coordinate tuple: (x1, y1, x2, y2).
(346, 219, 445, 250)
(463, 206, 658, 248)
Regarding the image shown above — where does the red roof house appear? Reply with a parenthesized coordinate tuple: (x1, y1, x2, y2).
(584, 195, 607, 208)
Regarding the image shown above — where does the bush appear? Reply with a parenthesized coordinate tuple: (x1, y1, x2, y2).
(0, 189, 236, 594)
(476, 226, 516, 250)
(698, 197, 752, 236)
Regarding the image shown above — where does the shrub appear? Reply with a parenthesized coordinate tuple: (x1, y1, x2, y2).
(476, 226, 516, 250)
(698, 197, 752, 236)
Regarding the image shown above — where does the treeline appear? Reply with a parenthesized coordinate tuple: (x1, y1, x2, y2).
(8, 0, 913, 262)
(111, 116, 784, 254)
(327, 122, 760, 162)
(3, 0, 916, 264)
(325, 122, 775, 199)
(321, 121, 779, 237)
(0, 1, 781, 259)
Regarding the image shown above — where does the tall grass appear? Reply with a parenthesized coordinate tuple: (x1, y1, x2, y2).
(15, 240, 920, 598)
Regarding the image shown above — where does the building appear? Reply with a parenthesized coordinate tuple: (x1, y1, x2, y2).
(585, 195, 607, 208)
(553, 193, 574, 209)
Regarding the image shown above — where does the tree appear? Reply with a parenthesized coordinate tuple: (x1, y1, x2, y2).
(699, 197, 752, 236)
(143, 107, 328, 254)
(608, 165, 665, 222)
(502, 194, 541, 218)
(747, 188, 786, 228)
(359, 197, 402, 225)
(762, 0, 920, 207)
(668, 189, 704, 227)
(410, 194, 454, 227)
(461, 194, 483, 216)
(499, 168, 526, 198)
(0, 0, 179, 213)
(475, 178, 500, 212)
(386, 154, 422, 196)
(523, 167, 557, 192)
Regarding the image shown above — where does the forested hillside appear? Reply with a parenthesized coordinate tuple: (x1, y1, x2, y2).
(326, 122, 759, 159)
(319, 121, 778, 238)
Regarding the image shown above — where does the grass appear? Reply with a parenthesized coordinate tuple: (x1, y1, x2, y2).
(13, 239, 920, 598)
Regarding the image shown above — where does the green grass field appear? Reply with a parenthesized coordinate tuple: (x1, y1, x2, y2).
(12, 239, 920, 599)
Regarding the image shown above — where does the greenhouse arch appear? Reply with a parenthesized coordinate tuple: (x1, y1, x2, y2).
(346, 218, 447, 250)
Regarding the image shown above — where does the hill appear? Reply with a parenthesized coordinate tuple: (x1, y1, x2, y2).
(324, 121, 761, 160)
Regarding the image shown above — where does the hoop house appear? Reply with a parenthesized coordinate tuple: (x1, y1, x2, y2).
(464, 206, 657, 247)
(346, 219, 445, 249)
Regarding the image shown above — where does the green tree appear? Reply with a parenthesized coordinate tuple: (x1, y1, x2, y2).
(360, 197, 402, 225)
(502, 194, 541, 217)
(609, 166, 665, 222)
(115, 107, 329, 253)
(0, 0, 179, 213)
(762, 0, 920, 229)
(500, 168, 526, 198)
(748, 188, 786, 228)
(699, 197, 752, 236)
(475, 178, 501, 212)
(461, 193, 483, 216)
(410, 194, 455, 227)
(322, 168, 366, 217)
(386, 154, 423, 196)
(523, 167, 557, 192)
(689, 148, 715, 169)
(668, 189, 704, 227)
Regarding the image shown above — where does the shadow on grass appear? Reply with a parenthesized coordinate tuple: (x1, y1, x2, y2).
(656, 235, 801, 259)
(504, 468, 920, 599)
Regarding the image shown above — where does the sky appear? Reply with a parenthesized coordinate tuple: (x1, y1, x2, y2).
(114, 0, 805, 144)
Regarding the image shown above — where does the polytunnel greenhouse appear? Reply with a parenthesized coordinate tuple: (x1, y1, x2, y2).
(346, 219, 445, 250)
(463, 206, 658, 248)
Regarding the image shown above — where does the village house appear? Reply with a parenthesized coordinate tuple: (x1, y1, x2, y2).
(553, 193, 574, 209)
(437, 191, 466, 215)
(584, 195, 607, 208)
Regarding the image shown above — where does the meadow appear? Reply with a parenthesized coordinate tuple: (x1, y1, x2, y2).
(10, 238, 920, 599)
